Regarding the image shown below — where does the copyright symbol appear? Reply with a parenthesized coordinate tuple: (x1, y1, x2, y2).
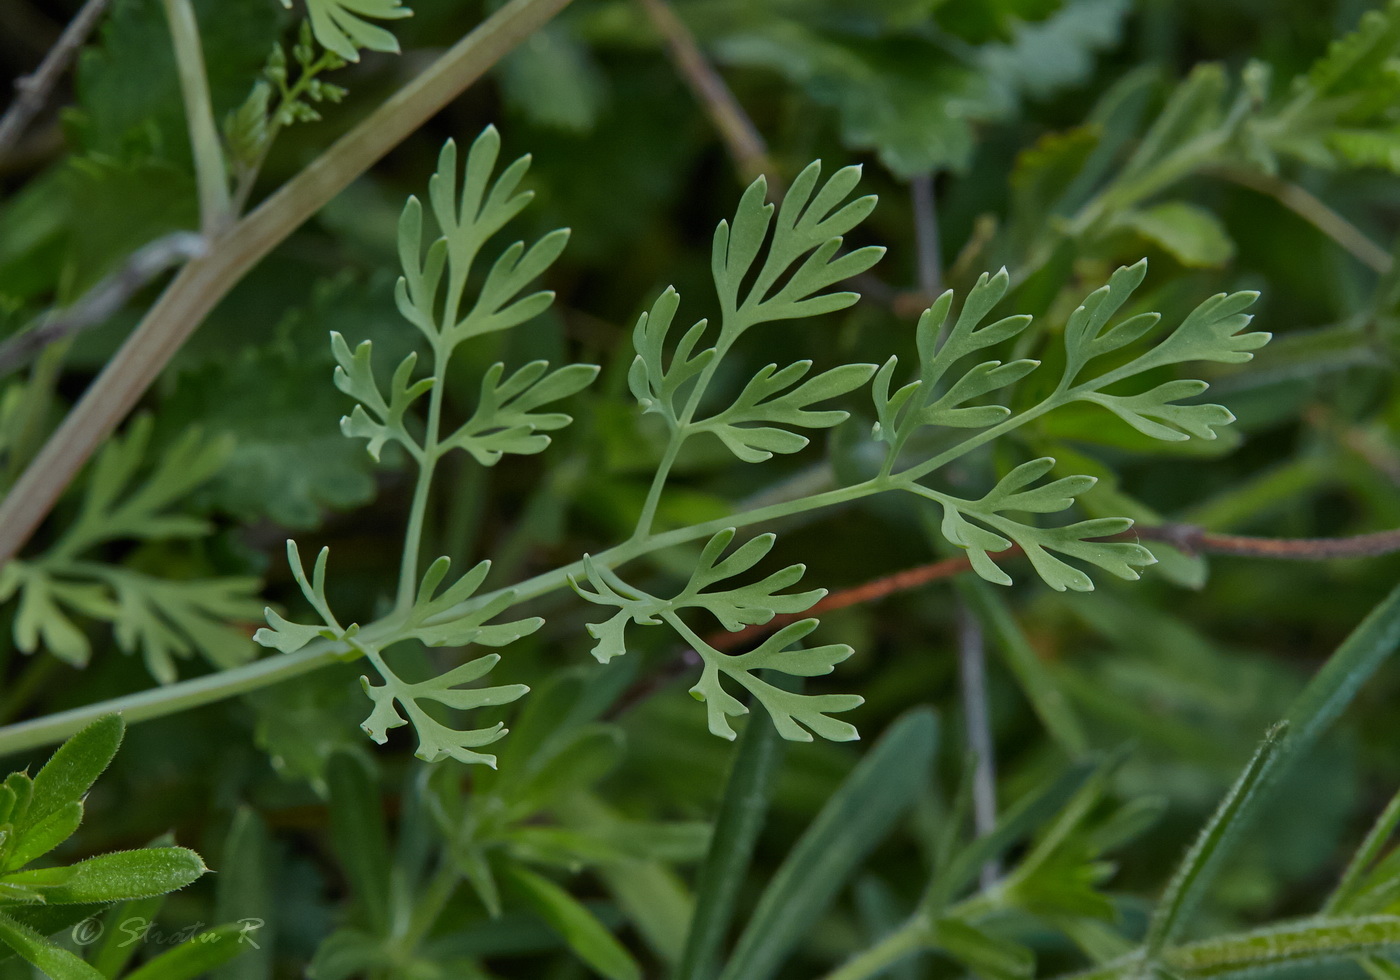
(72, 917, 104, 946)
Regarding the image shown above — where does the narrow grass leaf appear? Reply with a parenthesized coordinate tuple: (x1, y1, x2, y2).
(678, 686, 790, 980)
(124, 922, 253, 980)
(505, 863, 642, 980)
(326, 752, 392, 933)
(1145, 723, 1289, 956)
(718, 708, 938, 980)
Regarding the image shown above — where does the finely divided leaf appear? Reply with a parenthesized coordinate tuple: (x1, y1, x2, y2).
(697, 361, 877, 462)
(917, 460, 1156, 592)
(442, 360, 599, 465)
(281, 0, 412, 62)
(332, 333, 433, 462)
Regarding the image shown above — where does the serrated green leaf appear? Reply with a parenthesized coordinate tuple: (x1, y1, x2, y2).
(1081, 380, 1235, 442)
(697, 361, 877, 462)
(4, 847, 206, 904)
(9, 566, 113, 666)
(917, 460, 1155, 592)
(574, 529, 825, 653)
(1306, 0, 1400, 98)
(332, 333, 432, 462)
(101, 571, 262, 683)
(358, 649, 530, 767)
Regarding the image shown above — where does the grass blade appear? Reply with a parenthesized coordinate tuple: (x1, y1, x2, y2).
(1145, 722, 1289, 956)
(678, 688, 790, 980)
(1170, 915, 1400, 977)
(1146, 582, 1400, 952)
(718, 708, 939, 980)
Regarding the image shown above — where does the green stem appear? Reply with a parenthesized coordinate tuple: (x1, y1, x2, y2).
(0, 641, 348, 759)
(898, 396, 1060, 485)
(398, 341, 447, 609)
(632, 436, 683, 541)
(396, 862, 459, 951)
(161, 0, 230, 234)
(0, 475, 888, 758)
(819, 918, 929, 980)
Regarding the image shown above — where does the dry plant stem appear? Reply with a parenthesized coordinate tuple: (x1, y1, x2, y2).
(0, 0, 577, 568)
(0, 0, 110, 152)
(634, 0, 776, 184)
(0, 232, 207, 379)
(1204, 165, 1392, 274)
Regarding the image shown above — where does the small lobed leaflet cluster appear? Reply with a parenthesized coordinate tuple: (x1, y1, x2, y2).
(255, 125, 1269, 762)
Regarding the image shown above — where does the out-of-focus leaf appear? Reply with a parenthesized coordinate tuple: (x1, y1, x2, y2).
(719, 709, 938, 980)
(1122, 202, 1236, 268)
(504, 863, 642, 980)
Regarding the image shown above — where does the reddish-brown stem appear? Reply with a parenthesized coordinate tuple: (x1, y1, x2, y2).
(700, 522, 1400, 653)
(602, 522, 1400, 720)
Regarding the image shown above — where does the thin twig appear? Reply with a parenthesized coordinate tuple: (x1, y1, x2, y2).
(607, 522, 1400, 726)
(910, 173, 942, 297)
(0, 0, 110, 153)
(633, 0, 776, 185)
(0, 232, 207, 379)
(957, 599, 1000, 888)
(1206, 165, 1392, 274)
(701, 523, 1400, 653)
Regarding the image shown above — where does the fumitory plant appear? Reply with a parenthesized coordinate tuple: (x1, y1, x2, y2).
(3, 1, 1400, 979)
(245, 123, 1268, 760)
